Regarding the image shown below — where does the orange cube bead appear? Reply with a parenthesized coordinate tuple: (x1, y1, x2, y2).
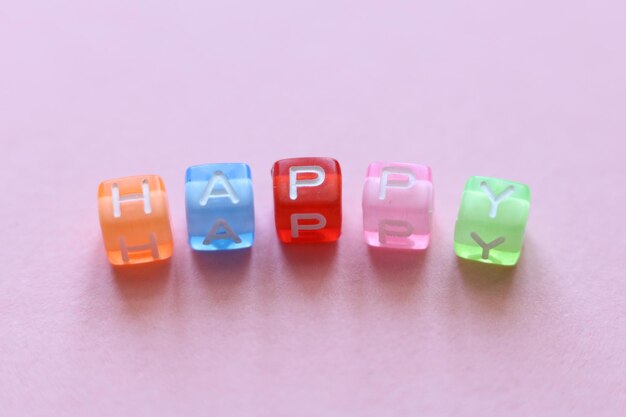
(98, 175, 174, 266)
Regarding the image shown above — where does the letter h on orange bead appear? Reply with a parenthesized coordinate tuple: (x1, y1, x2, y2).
(98, 175, 174, 265)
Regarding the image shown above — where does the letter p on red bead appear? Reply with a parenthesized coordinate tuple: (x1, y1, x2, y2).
(272, 157, 342, 243)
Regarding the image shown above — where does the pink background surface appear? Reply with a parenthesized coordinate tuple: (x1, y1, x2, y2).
(1, 1, 625, 416)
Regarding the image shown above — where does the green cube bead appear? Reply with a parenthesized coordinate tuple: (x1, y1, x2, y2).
(454, 176, 530, 266)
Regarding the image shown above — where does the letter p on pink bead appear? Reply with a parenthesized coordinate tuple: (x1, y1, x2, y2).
(362, 162, 433, 250)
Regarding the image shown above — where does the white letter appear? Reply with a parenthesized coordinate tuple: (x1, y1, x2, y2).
(291, 213, 327, 238)
(480, 182, 515, 218)
(470, 232, 506, 260)
(199, 171, 240, 206)
(112, 179, 152, 218)
(203, 219, 242, 245)
(289, 166, 325, 200)
(379, 220, 414, 244)
(119, 233, 159, 263)
(379, 167, 416, 200)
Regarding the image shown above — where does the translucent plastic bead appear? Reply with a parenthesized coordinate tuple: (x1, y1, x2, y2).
(362, 162, 433, 249)
(454, 176, 531, 265)
(185, 163, 255, 251)
(98, 175, 174, 265)
(272, 157, 342, 243)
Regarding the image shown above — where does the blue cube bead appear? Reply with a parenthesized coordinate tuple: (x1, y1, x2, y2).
(185, 163, 255, 251)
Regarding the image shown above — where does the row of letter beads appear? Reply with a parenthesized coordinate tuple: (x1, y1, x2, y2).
(97, 158, 531, 267)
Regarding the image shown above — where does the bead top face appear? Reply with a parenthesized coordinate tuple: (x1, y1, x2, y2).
(454, 176, 530, 266)
(272, 157, 342, 243)
(362, 162, 433, 250)
(98, 175, 174, 265)
(185, 163, 255, 251)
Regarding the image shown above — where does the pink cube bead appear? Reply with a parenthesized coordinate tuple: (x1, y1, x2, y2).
(362, 162, 433, 250)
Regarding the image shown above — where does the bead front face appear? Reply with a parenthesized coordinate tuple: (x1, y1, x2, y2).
(454, 176, 530, 266)
(362, 162, 433, 249)
(185, 163, 255, 251)
(98, 175, 174, 265)
(272, 157, 342, 243)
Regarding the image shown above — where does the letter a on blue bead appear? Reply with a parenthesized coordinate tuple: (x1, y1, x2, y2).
(185, 163, 255, 251)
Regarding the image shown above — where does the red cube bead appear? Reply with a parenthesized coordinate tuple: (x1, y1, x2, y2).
(272, 157, 342, 243)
